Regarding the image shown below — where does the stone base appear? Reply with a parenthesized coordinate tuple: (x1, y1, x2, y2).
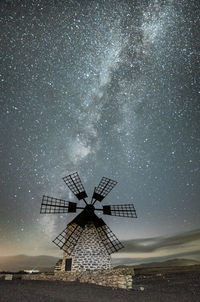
(22, 268, 134, 290)
(61, 224, 111, 272)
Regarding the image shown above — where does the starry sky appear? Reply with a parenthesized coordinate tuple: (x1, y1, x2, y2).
(0, 0, 200, 262)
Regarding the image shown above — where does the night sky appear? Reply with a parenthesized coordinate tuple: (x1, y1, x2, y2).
(1, 0, 200, 263)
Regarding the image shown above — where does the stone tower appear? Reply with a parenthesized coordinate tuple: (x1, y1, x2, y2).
(61, 223, 111, 271)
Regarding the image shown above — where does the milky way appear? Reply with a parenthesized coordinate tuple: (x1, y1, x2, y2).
(0, 0, 200, 257)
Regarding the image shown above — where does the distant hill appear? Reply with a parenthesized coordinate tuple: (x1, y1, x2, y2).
(1, 254, 199, 273)
(0, 255, 59, 272)
(114, 258, 200, 269)
(134, 258, 200, 268)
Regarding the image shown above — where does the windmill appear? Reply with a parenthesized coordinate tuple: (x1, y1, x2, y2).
(40, 172, 137, 271)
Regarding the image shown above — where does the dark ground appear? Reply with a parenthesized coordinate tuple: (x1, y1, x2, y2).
(0, 270, 199, 302)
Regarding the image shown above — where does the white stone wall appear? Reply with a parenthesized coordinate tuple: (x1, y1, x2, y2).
(22, 268, 134, 289)
(61, 224, 111, 271)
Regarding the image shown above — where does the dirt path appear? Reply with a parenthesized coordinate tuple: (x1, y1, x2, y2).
(0, 271, 199, 302)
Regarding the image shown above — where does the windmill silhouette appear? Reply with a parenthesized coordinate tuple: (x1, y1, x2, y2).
(40, 172, 137, 271)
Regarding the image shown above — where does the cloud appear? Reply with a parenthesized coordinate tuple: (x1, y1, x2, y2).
(112, 229, 200, 264)
(121, 229, 200, 253)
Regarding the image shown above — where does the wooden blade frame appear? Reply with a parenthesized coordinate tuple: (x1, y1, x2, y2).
(103, 204, 137, 218)
(63, 172, 88, 202)
(40, 195, 77, 214)
(96, 223, 124, 254)
(53, 223, 83, 255)
(92, 177, 117, 204)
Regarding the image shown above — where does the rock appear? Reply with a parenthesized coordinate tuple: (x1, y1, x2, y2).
(5, 274, 13, 281)
(133, 285, 145, 291)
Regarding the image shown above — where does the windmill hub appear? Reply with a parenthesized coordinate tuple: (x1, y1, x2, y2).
(85, 204, 95, 214)
(40, 172, 137, 272)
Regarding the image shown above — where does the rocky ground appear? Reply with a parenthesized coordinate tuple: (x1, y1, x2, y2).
(0, 270, 199, 302)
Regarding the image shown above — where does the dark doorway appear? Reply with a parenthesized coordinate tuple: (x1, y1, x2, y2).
(65, 258, 72, 271)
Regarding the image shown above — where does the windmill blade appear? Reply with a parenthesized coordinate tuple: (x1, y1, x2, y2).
(53, 223, 84, 255)
(103, 204, 137, 218)
(92, 177, 117, 203)
(95, 219, 124, 254)
(40, 195, 77, 214)
(63, 172, 88, 201)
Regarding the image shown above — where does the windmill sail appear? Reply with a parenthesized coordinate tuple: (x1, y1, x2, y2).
(40, 195, 77, 214)
(95, 219, 124, 254)
(63, 172, 88, 200)
(53, 223, 84, 255)
(92, 177, 117, 203)
(103, 204, 137, 218)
